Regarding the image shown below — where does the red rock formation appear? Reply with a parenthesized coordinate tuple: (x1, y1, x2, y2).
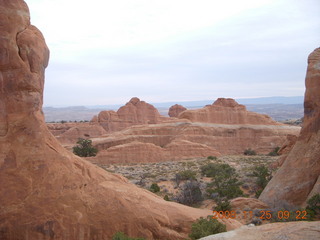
(168, 104, 187, 117)
(0, 1, 241, 239)
(47, 122, 107, 145)
(92, 97, 163, 132)
(92, 140, 220, 164)
(230, 197, 269, 210)
(260, 48, 320, 207)
(90, 121, 300, 164)
(271, 134, 297, 168)
(179, 98, 280, 125)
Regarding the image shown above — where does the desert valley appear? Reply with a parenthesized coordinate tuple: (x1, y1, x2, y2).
(0, 1, 319, 240)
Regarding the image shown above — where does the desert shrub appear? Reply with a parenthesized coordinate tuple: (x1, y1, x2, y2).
(177, 180, 203, 205)
(307, 193, 320, 212)
(163, 195, 170, 201)
(268, 146, 280, 156)
(207, 156, 217, 160)
(306, 193, 320, 219)
(214, 199, 231, 211)
(176, 170, 197, 181)
(73, 138, 98, 157)
(112, 232, 145, 240)
(189, 216, 226, 240)
(244, 148, 257, 155)
(201, 163, 243, 200)
(255, 189, 263, 198)
(149, 183, 160, 193)
(253, 165, 272, 189)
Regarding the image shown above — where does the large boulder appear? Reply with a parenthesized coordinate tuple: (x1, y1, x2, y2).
(0, 1, 241, 239)
(260, 48, 320, 207)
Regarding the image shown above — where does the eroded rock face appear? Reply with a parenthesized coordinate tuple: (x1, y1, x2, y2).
(168, 104, 187, 118)
(0, 1, 241, 239)
(92, 139, 221, 164)
(260, 48, 320, 207)
(90, 121, 300, 164)
(179, 98, 280, 125)
(92, 97, 163, 132)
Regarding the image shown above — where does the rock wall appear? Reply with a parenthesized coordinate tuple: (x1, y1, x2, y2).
(0, 1, 241, 239)
(260, 48, 320, 207)
(90, 122, 300, 164)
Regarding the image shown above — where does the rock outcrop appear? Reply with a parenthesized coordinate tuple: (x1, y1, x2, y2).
(199, 222, 320, 240)
(92, 97, 164, 132)
(0, 2, 241, 239)
(90, 121, 300, 164)
(168, 104, 187, 117)
(271, 134, 297, 168)
(260, 48, 320, 207)
(179, 98, 280, 125)
(92, 140, 220, 164)
(47, 122, 107, 145)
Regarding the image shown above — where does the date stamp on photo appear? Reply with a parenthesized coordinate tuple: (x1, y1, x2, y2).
(212, 210, 308, 220)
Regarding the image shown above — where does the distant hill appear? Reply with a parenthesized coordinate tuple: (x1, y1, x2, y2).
(44, 96, 304, 122)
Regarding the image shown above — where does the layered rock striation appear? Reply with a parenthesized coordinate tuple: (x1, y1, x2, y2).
(0, 1, 241, 239)
(260, 48, 320, 207)
(90, 121, 300, 164)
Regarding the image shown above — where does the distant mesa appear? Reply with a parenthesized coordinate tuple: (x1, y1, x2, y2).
(168, 104, 187, 118)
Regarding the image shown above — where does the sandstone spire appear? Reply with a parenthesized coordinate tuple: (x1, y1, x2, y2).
(260, 48, 320, 207)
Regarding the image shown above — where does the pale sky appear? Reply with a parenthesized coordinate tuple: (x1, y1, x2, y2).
(25, 0, 320, 107)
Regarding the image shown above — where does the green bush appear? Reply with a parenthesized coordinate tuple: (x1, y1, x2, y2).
(244, 148, 257, 155)
(253, 165, 271, 189)
(73, 138, 98, 157)
(307, 193, 320, 211)
(255, 189, 263, 198)
(189, 216, 226, 240)
(201, 163, 243, 200)
(207, 156, 217, 160)
(306, 193, 320, 219)
(112, 232, 145, 240)
(214, 199, 231, 211)
(163, 195, 170, 201)
(149, 183, 160, 193)
(268, 147, 280, 156)
(176, 170, 197, 181)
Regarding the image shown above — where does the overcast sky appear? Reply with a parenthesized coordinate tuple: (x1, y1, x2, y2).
(25, 0, 320, 107)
